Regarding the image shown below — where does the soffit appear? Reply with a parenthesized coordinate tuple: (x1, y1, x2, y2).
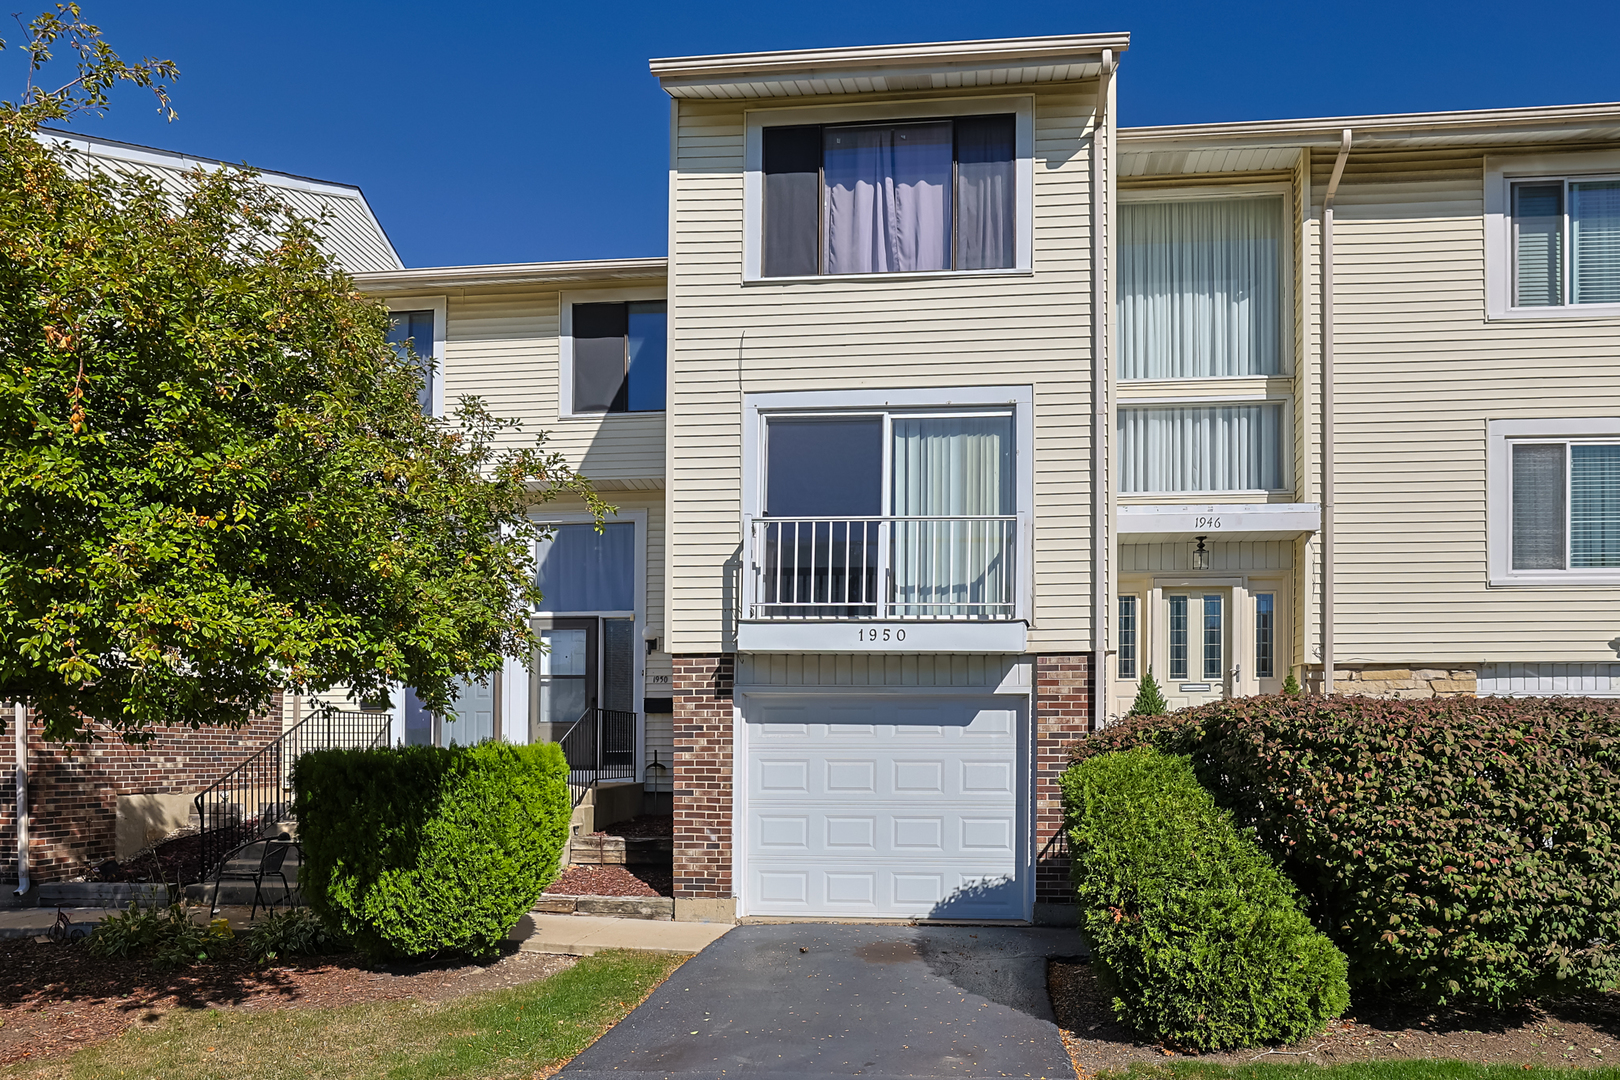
(652, 33, 1128, 101)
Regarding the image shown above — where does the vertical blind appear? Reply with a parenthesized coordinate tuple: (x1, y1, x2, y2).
(891, 415, 1014, 616)
(1513, 179, 1620, 307)
(1511, 443, 1567, 570)
(1571, 444, 1620, 568)
(1513, 183, 1564, 307)
(1119, 403, 1285, 493)
(1118, 196, 1285, 379)
(1572, 181, 1620, 306)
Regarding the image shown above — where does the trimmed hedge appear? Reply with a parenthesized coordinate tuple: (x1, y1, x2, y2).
(293, 740, 570, 959)
(1063, 747, 1350, 1050)
(1071, 695, 1620, 1005)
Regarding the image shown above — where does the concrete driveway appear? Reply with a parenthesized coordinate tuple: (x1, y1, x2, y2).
(558, 923, 1080, 1080)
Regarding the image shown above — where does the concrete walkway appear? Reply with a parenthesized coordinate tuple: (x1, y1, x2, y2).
(508, 912, 732, 956)
(557, 923, 1078, 1080)
(0, 904, 274, 939)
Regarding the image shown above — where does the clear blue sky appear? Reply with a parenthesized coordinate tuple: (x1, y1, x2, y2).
(12, 1, 1620, 268)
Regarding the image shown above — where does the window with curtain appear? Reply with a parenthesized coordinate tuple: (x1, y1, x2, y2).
(535, 522, 635, 611)
(572, 301, 667, 413)
(761, 114, 1016, 277)
(1118, 196, 1285, 380)
(1118, 402, 1286, 493)
(386, 309, 435, 415)
(1512, 177, 1620, 308)
(1511, 441, 1620, 571)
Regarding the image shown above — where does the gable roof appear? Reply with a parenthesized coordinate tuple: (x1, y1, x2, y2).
(37, 129, 404, 272)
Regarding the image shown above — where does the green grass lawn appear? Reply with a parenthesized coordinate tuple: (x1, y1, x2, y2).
(4, 949, 685, 1080)
(1101, 1063, 1620, 1079)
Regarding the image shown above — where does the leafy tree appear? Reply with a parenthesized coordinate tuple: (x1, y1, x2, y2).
(0, 7, 608, 741)
(1128, 667, 1169, 717)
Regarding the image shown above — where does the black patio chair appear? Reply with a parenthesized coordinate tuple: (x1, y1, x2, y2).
(208, 832, 299, 918)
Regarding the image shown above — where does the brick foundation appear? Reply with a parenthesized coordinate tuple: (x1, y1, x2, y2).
(1034, 654, 1094, 908)
(672, 655, 734, 901)
(0, 702, 281, 883)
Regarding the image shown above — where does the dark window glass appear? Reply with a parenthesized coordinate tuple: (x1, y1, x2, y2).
(954, 114, 1015, 270)
(386, 309, 435, 415)
(1168, 595, 1188, 681)
(1117, 595, 1138, 680)
(1255, 593, 1274, 680)
(763, 126, 821, 278)
(765, 416, 883, 517)
(572, 302, 666, 413)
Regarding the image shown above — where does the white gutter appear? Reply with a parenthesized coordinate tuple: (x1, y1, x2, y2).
(12, 703, 27, 895)
(1320, 129, 1352, 695)
(1092, 50, 1117, 729)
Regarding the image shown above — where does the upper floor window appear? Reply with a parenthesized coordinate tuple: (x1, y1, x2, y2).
(1118, 194, 1287, 380)
(385, 298, 445, 416)
(1118, 401, 1288, 494)
(762, 115, 1016, 277)
(567, 300, 666, 415)
(1511, 178, 1620, 308)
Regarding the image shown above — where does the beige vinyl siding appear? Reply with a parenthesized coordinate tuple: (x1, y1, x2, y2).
(441, 287, 666, 484)
(1121, 540, 1293, 574)
(668, 86, 1101, 653)
(1313, 146, 1620, 664)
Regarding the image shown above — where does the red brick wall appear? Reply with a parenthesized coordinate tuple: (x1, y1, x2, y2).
(671, 655, 734, 901)
(0, 701, 281, 883)
(1034, 654, 1093, 907)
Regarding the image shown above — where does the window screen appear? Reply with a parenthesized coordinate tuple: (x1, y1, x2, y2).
(763, 126, 821, 278)
(765, 416, 883, 517)
(955, 114, 1016, 271)
(1512, 178, 1620, 308)
(536, 522, 635, 612)
(1511, 443, 1566, 570)
(572, 302, 666, 413)
(1513, 183, 1563, 308)
(387, 309, 435, 415)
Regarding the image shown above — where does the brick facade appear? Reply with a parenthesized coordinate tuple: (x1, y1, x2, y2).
(1034, 654, 1093, 908)
(672, 655, 734, 900)
(0, 703, 281, 883)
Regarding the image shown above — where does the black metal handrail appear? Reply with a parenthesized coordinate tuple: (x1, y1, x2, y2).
(559, 707, 637, 806)
(194, 708, 390, 880)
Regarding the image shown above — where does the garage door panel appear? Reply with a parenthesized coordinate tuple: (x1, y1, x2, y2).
(744, 692, 1024, 920)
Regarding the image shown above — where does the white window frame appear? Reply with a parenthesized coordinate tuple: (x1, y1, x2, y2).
(1115, 393, 1295, 499)
(558, 286, 668, 420)
(1485, 151, 1620, 321)
(741, 96, 1035, 284)
(384, 295, 447, 418)
(740, 385, 1035, 622)
(1117, 182, 1295, 380)
(1488, 417, 1620, 585)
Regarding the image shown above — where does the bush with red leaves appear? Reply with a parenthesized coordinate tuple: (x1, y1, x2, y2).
(1066, 694, 1620, 1006)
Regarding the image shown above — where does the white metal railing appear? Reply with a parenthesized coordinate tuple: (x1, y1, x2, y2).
(746, 515, 1018, 621)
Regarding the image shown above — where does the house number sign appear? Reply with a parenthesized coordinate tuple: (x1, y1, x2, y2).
(857, 627, 907, 643)
(1194, 516, 1223, 529)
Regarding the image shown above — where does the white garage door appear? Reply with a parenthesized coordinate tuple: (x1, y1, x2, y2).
(742, 694, 1025, 921)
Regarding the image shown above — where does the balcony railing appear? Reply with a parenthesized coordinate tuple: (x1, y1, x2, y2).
(746, 515, 1018, 621)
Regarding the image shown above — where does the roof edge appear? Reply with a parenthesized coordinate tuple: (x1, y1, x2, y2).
(353, 257, 668, 292)
(1121, 100, 1620, 147)
(650, 33, 1129, 83)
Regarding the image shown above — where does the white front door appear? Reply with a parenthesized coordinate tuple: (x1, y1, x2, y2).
(1163, 588, 1232, 710)
(742, 694, 1025, 921)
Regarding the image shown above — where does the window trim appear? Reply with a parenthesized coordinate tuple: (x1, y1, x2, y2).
(558, 286, 668, 420)
(1117, 182, 1295, 380)
(384, 295, 447, 418)
(742, 95, 1035, 283)
(740, 385, 1034, 622)
(1488, 417, 1620, 584)
(1485, 151, 1620, 321)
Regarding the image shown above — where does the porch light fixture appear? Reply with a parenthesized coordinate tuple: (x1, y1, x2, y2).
(1192, 535, 1210, 571)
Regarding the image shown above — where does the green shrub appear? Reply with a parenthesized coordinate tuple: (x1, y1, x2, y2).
(1062, 747, 1349, 1050)
(1184, 694, 1620, 1005)
(248, 906, 350, 964)
(87, 902, 233, 967)
(293, 741, 570, 960)
(1071, 701, 1206, 766)
(1129, 667, 1170, 717)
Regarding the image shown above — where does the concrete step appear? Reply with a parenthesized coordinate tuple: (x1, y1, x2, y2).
(534, 894, 673, 920)
(508, 912, 730, 956)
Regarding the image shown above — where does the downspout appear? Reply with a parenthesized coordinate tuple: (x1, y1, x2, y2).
(1092, 50, 1117, 730)
(1320, 129, 1351, 695)
(12, 702, 26, 895)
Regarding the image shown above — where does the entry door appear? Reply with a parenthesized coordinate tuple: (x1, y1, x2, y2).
(531, 617, 596, 744)
(1162, 588, 1231, 709)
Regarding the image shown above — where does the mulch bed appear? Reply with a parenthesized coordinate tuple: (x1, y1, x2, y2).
(0, 937, 573, 1066)
(1050, 958, 1620, 1074)
(591, 814, 672, 840)
(544, 864, 673, 898)
(84, 830, 219, 887)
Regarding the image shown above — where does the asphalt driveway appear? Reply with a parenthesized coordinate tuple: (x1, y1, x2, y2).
(558, 923, 1080, 1080)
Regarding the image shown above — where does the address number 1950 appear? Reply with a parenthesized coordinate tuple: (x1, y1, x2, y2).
(857, 628, 907, 643)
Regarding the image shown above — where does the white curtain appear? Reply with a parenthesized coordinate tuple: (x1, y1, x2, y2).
(824, 122, 952, 274)
(1119, 404, 1284, 493)
(891, 416, 1013, 617)
(1119, 197, 1284, 379)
